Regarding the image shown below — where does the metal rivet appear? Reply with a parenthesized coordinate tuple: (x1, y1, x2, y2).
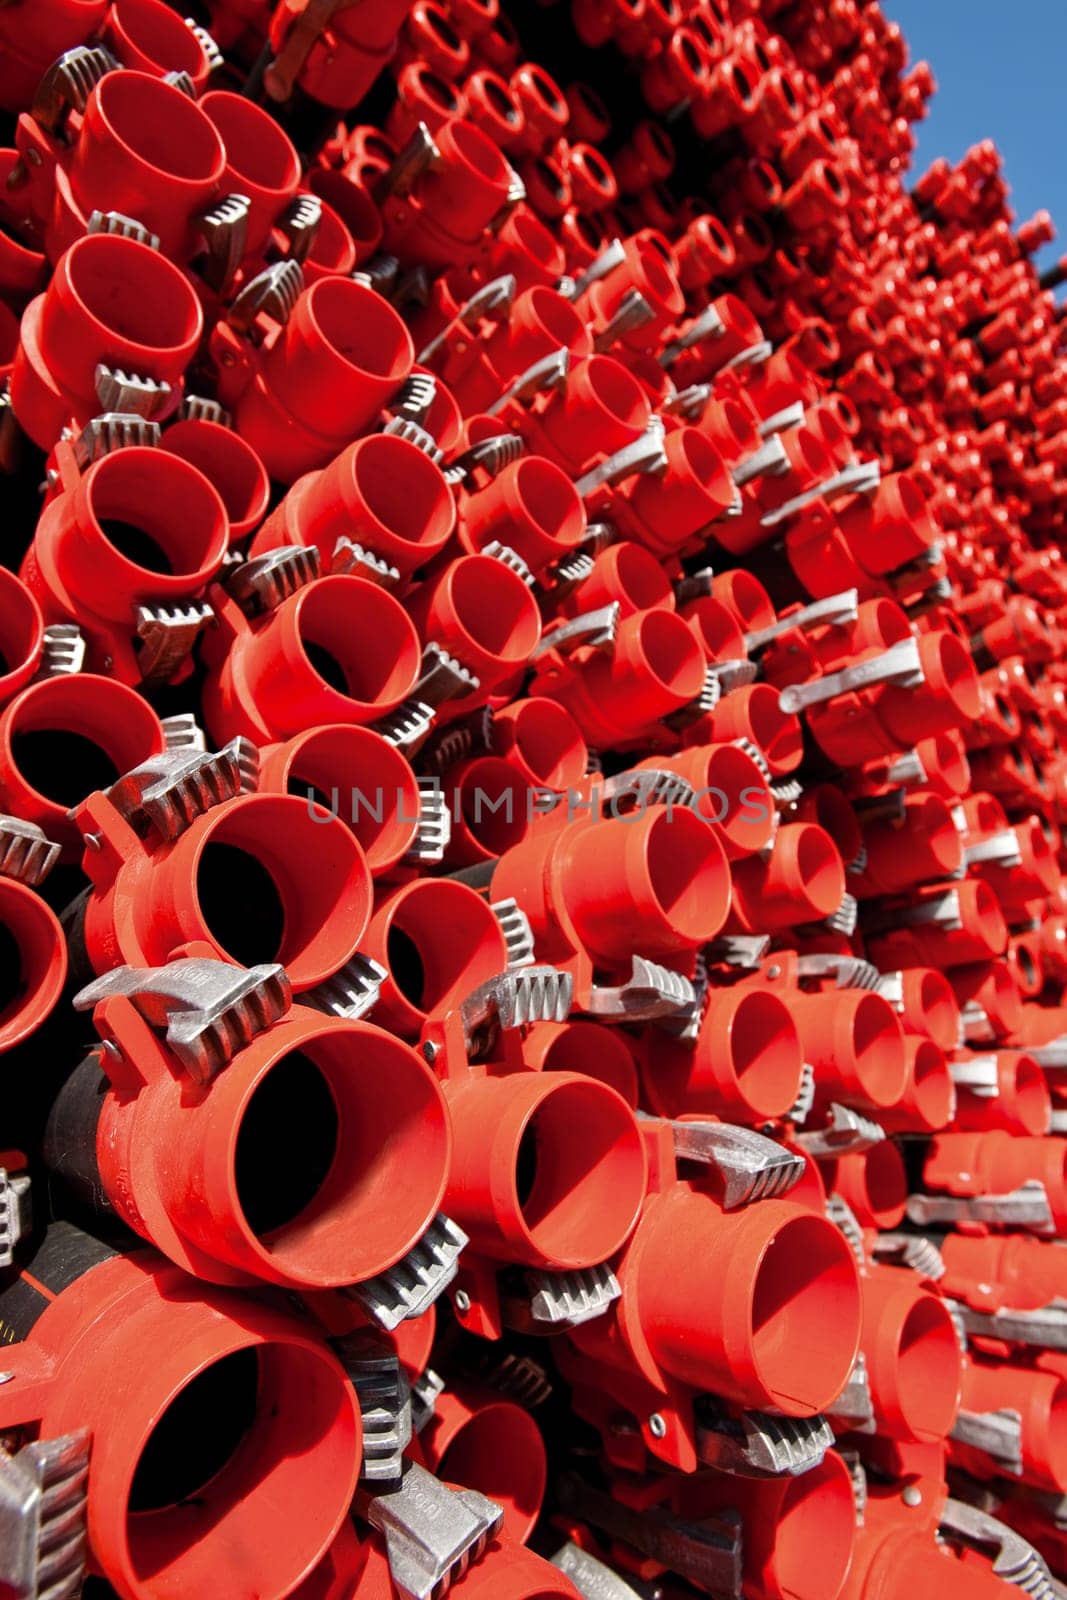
(648, 1413, 667, 1438)
(902, 1485, 922, 1507)
(453, 1289, 471, 1314)
(423, 1040, 439, 1064)
(84, 833, 102, 851)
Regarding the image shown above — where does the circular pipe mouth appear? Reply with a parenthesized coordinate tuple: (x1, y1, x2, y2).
(453, 757, 530, 858)
(307, 170, 383, 258)
(771, 1453, 856, 1600)
(433, 1399, 546, 1545)
(531, 1020, 638, 1104)
(700, 742, 773, 856)
(1, 673, 163, 825)
(508, 457, 585, 549)
(521, 284, 588, 352)
(629, 805, 731, 947)
(64, 231, 202, 356)
(445, 556, 542, 672)
(124, 1337, 357, 1599)
(1012, 1053, 1052, 1136)
(606, 542, 673, 612)
(510, 1075, 645, 1262)
(161, 420, 270, 540)
(85, 447, 228, 584)
(295, 577, 421, 713)
(200, 89, 301, 196)
(683, 598, 744, 663)
(737, 684, 804, 773)
(439, 115, 512, 191)
(0, 879, 65, 1051)
(107, 0, 209, 78)
(801, 786, 862, 867)
(848, 992, 908, 1107)
(231, 1025, 448, 1285)
(852, 1139, 908, 1227)
(723, 990, 804, 1116)
(893, 1293, 962, 1440)
(192, 794, 370, 987)
(578, 355, 650, 434)
(347, 433, 455, 565)
(375, 879, 507, 1029)
(0, 570, 43, 697)
(479, 71, 523, 125)
(750, 1214, 860, 1413)
(635, 608, 705, 698)
(303, 197, 356, 276)
(92, 69, 223, 184)
(715, 570, 774, 633)
(304, 277, 414, 388)
(275, 725, 420, 875)
(493, 698, 586, 789)
(907, 1037, 954, 1129)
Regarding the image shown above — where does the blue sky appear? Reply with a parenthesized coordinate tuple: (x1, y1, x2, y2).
(886, 1, 1066, 281)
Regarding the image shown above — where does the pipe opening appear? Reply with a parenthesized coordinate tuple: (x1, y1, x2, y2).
(202, 91, 300, 192)
(96, 69, 221, 181)
(896, 1295, 961, 1437)
(382, 881, 504, 1020)
(236, 1052, 339, 1237)
(129, 1347, 259, 1514)
(0, 919, 22, 1018)
(88, 450, 226, 579)
(11, 729, 120, 806)
(308, 278, 412, 382)
(298, 580, 417, 708)
(638, 609, 703, 695)
(68, 234, 198, 351)
(197, 843, 285, 966)
(751, 1214, 859, 1410)
(352, 435, 453, 554)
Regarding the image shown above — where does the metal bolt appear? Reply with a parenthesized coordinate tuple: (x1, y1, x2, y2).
(423, 1040, 439, 1065)
(84, 833, 102, 852)
(453, 1289, 471, 1314)
(648, 1413, 667, 1439)
(902, 1485, 922, 1507)
(767, 964, 782, 979)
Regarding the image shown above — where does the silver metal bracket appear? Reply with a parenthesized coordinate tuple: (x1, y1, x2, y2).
(760, 459, 882, 530)
(695, 1401, 833, 1478)
(375, 700, 436, 753)
(417, 276, 517, 366)
(31, 44, 116, 137)
(0, 1168, 30, 1269)
(796, 957, 884, 996)
(733, 432, 791, 488)
(552, 1544, 649, 1600)
(104, 741, 253, 841)
(460, 967, 573, 1057)
(86, 208, 158, 250)
(779, 636, 923, 715)
(662, 382, 711, 420)
(73, 958, 291, 1085)
(571, 239, 627, 300)
(659, 302, 726, 367)
(663, 1119, 805, 1208)
(479, 1352, 552, 1409)
(532, 603, 620, 661)
(349, 1215, 469, 1332)
(0, 817, 60, 887)
(226, 544, 320, 616)
(227, 258, 304, 336)
(951, 1409, 1024, 1473)
(33, 624, 85, 679)
(592, 289, 655, 353)
(788, 1061, 817, 1126)
(403, 781, 452, 867)
(363, 1462, 502, 1600)
(907, 1181, 1053, 1231)
(184, 16, 223, 72)
(73, 412, 160, 468)
(482, 539, 534, 589)
(825, 1194, 866, 1269)
(830, 1354, 875, 1426)
(94, 365, 171, 420)
(952, 1299, 1067, 1351)
(375, 123, 441, 204)
(414, 641, 479, 708)
(600, 766, 696, 813)
(410, 1368, 445, 1434)
(390, 371, 437, 425)
(758, 400, 807, 438)
(965, 830, 1023, 869)
(301, 954, 388, 1022)
(276, 193, 322, 266)
(745, 589, 859, 654)
(1031, 1037, 1067, 1070)
(442, 433, 524, 488)
(585, 955, 697, 1022)
(502, 1263, 621, 1334)
(381, 415, 443, 462)
(574, 417, 668, 498)
(335, 1335, 412, 1486)
(870, 1233, 945, 1281)
(331, 537, 400, 587)
(795, 1103, 885, 1159)
(196, 192, 251, 294)
(950, 1053, 999, 1096)
(491, 898, 535, 969)
(134, 600, 213, 683)
(160, 713, 208, 754)
(939, 1498, 1056, 1599)
(0, 1430, 90, 1600)
(485, 347, 570, 416)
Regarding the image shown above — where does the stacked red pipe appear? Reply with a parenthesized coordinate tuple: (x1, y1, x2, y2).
(0, 1, 1064, 1597)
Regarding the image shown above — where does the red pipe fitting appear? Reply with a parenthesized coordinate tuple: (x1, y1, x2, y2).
(555, 541, 672, 620)
(940, 1232, 1067, 1312)
(268, 0, 410, 110)
(878, 1035, 956, 1134)
(841, 1478, 1022, 1599)
(855, 1264, 963, 1443)
(446, 285, 590, 413)
(848, 791, 963, 897)
(230, 277, 415, 483)
(616, 427, 735, 558)
(75, 787, 374, 996)
(0, 1231, 361, 1600)
(387, 60, 465, 144)
(957, 1358, 1067, 1493)
(443, 753, 531, 865)
(203, 575, 422, 744)
(828, 1140, 908, 1230)
(645, 984, 804, 1122)
(464, 68, 527, 148)
(461, 457, 586, 572)
(533, 607, 706, 748)
(523, 354, 651, 476)
(362, 877, 509, 1039)
(0, 671, 165, 856)
(48, 1001, 450, 1291)
(0, 877, 66, 1050)
(22, 444, 229, 685)
(613, 120, 675, 195)
(492, 803, 731, 984)
(306, 169, 384, 267)
(729, 822, 845, 933)
(676, 212, 738, 288)
(640, 27, 711, 116)
(0, 568, 45, 706)
(12, 231, 203, 451)
(442, 1069, 646, 1268)
(509, 63, 569, 155)
(406, 553, 542, 704)
(381, 117, 515, 270)
(923, 1131, 1067, 1232)
(866, 878, 1009, 971)
(14, 69, 226, 263)
(792, 983, 909, 1111)
(570, 1157, 861, 1437)
(161, 418, 271, 545)
(102, 0, 216, 86)
(954, 1050, 1051, 1137)
(637, 740, 775, 859)
(490, 697, 588, 791)
(251, 431, 456, 576)
(0, 1, 105, 112)
(200, 89, 302, 257)
(521, 1018, 639, 1104)
(576, 234, 685, 354)
(352, 1527, 581, 1598)
(258, 725, 422, 877)
(419, 1381, 547, 1543)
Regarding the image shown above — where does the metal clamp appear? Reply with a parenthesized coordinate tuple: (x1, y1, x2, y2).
(350, 1215, 469, 1332)
(661, 1119, 805, 1208)
(0, 1431, 91, 1600)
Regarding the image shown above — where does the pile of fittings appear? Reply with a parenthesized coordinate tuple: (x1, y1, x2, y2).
(0, 0, 1067, 1597)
